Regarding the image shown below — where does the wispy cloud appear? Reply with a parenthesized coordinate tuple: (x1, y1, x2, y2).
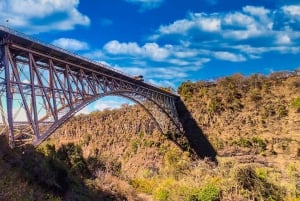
(214, 52, 246, 62)
(0, 0, 90, 33)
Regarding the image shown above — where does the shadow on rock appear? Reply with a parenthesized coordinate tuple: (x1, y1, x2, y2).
(175, 99, 217, 163)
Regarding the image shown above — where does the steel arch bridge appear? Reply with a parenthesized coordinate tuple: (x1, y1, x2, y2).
(0, 26, 183, 148)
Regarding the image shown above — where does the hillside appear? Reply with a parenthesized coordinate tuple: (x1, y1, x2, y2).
(1, 71, 299, 201)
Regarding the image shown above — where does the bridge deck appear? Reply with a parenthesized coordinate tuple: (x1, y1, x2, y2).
(0, 25, 178, 98)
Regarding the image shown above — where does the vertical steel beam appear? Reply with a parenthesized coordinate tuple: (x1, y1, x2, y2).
(49, 59, 58, 121)
(65, 65, 73, 105)
(3, 44, 14, 148)
(0, 96, 7, 126)
(78, 69, 87, 97)
(29, 52, 40, 137)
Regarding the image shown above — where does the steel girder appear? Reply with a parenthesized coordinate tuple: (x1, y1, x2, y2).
(0, 38, 182, 148)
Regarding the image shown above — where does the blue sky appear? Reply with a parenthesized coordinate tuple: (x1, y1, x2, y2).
(1, 0, 300, 111)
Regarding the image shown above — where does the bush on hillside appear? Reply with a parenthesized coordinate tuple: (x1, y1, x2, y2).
(291, 97, 300, 112)
(235, 166, 285, 201)
(178, 81, 196, 100)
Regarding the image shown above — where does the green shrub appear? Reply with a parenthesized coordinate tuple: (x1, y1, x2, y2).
(130, 178, 155, 194)
(234, 137, 252, 148)
(291, 97, 300, 112)
(163, 149, 190, 177)
(153, 187, 170, 201)
(46, 194, 62, 201)
(130, 139, 139, 154)
(252, 136, 267, 152)
(144, 140, 155, 148)
(207, 100, 222, 114)
(191, 184, 220, 201)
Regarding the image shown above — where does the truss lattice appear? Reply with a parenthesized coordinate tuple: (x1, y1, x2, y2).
(0, 26, 182, 147)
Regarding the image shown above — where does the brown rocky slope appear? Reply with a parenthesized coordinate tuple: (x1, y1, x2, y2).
(45, 71, 300, 200)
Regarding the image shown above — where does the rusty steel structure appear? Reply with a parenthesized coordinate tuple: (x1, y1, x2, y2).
(0, 26, 182, 148)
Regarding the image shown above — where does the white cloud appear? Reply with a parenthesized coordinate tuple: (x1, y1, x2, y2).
(76, 106, 91, 115)
(0, 0, 90, 33)
(243, 6, 270, 17)
(83, 50, 105, 61)
(234, 45, 269, 55)
(276, 34, 291, 45)
(193, 14, 221, 32)
(104, 40, 141, 55)
(115, 67, 146, 76)
(148, 79, 176, 89)
(214, 51, 246, 62)
(159, 19, 194, 35)
(235, 44, 300, 55)
(52, 38, 89, 51)
(94, 97, 133, 111)
(104, 40, 170, 61)
(152, 5, 279, 42)
(223, 12, 254, 27)
(76, 97, 134, 114)
(282, 5, 300, 18)
(168, 59, 190, 66)
(157, 13, 221, 36)
(116, 61, 206, 82)
(173, 50, 198, 58)
(124, 0, 164, 11)
(94, 100, 120, 111)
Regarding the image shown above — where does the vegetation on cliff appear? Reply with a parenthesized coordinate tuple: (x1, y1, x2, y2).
(0, 71, 299, 201)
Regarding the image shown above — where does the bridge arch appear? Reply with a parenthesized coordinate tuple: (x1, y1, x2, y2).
(32, 90, 182, 146)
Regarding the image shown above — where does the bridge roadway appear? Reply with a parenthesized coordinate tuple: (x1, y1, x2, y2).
(0, 25, 182, 148)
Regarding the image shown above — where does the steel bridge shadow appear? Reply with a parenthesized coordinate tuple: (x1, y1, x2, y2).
(175, 99, 217, 163)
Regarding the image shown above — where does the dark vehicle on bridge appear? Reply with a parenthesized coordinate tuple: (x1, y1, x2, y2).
(133, 75, 144, 81)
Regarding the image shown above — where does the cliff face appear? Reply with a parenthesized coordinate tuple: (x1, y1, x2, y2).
(51, 104, 173, 179)
(45, 71, 300, 200)
(178, 73, 300, 177)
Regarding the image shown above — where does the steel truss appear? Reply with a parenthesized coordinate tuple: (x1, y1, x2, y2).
(0, 27, 182, 148)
